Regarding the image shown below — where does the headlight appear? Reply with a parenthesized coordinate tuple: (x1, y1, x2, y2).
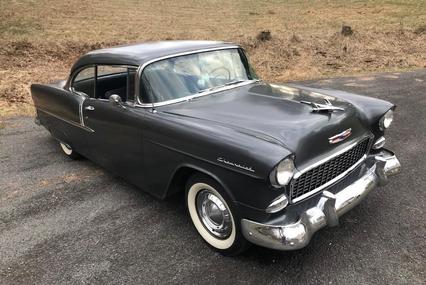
(379, 109, 393, 130)
(270, 157, 295, 187)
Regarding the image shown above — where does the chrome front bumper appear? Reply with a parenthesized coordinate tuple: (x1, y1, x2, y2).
(241, 149, 401, 251)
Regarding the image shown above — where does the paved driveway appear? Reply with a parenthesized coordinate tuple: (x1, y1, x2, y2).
(0, 70, 425, 284)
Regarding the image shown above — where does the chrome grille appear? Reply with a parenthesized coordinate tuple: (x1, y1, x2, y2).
(290, 138, 370, 202)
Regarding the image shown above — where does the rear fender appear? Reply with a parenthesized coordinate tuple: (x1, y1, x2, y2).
(31, 83, 84, 125)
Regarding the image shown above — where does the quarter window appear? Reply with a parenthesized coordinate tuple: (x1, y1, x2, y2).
(72, 67, 95, 97)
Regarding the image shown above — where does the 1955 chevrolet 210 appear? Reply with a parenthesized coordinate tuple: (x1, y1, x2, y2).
(31, 41, 401, 255)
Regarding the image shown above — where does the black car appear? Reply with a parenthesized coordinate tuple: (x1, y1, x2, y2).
(31, 41, 401, 255)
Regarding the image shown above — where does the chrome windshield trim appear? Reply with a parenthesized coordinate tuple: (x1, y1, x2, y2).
(291, 154, 367, 203)
(134, 45, 253, 108)
(293, 136, 372, 180)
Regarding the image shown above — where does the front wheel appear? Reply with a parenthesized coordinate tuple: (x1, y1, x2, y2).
(185, 174, 249, 255)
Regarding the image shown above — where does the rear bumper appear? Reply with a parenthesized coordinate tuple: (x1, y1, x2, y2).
(241, 149, 401, 251)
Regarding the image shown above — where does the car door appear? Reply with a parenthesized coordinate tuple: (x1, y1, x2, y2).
(79, 65, 145, 182)
(82, 98, 144, 175)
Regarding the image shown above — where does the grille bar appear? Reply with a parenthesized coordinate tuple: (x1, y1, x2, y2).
(290, 138, 370, 202)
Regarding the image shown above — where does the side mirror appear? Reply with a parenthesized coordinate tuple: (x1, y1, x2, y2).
(109, 94, 126, 109)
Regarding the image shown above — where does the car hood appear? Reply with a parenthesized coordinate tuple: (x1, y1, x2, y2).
(161, 82, 371, 168)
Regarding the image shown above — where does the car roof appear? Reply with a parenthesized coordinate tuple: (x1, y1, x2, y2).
(70, 40, 239, 73)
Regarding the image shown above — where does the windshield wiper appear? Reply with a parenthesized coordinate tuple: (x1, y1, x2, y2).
(224, 79, 246, 86)
(197, 80, 249, 94)
(197, 85, 223, 93)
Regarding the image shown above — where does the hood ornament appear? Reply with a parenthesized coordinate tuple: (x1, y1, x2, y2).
(301, 99, 344, 113)
(329, 128, 352, 144)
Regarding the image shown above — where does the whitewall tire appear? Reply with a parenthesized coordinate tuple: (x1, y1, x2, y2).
(185, 174, 249, 255)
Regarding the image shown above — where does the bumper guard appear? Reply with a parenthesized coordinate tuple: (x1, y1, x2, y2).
(241, 149, 401, 251)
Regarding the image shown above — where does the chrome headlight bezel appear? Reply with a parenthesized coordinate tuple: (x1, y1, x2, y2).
(270, 157, 295, 188)
(379, 109, 394, 131)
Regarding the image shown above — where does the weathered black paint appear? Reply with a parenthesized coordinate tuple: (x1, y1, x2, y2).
(31, 41, 394, 223)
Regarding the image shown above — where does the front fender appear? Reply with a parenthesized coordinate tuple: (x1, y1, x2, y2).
(144, 110, 292, 180)
(138, 110, 292, 212)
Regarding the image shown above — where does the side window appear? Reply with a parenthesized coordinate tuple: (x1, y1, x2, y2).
(72, 67, 95, 97)
(97, 66, 127, 77)
(96, 65, 137, 102)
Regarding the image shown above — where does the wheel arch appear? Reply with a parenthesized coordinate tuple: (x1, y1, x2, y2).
(164, 164, 236, 202)
(49, 126, 73, 147)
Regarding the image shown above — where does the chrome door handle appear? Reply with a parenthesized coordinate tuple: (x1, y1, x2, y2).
(85, 106, 95, 111)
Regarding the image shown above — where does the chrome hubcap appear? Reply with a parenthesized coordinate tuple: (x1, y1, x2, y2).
(196, 189, 232, 239)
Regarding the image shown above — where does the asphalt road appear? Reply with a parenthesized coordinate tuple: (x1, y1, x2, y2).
(1, 70, 425, 284)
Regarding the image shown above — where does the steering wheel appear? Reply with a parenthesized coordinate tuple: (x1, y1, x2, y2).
(208, 67, 231, 80)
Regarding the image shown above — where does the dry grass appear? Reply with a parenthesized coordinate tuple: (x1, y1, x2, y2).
(0, 0, 425, 117)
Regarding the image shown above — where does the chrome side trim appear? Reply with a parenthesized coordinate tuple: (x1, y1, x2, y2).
(38, 109, 94, 133)
(291, 154, 367, 203)
(134, 46, 245, 108)
(79, 99, 85, 126)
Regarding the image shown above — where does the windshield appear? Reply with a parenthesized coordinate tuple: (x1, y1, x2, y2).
(140, 48, 257, 103)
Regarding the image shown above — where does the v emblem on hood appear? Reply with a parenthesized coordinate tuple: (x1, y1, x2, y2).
(328, 128, 352, 144)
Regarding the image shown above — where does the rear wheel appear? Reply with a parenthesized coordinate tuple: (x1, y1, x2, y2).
(59, 142, 80, 159)
(185, 174, 249, 255)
